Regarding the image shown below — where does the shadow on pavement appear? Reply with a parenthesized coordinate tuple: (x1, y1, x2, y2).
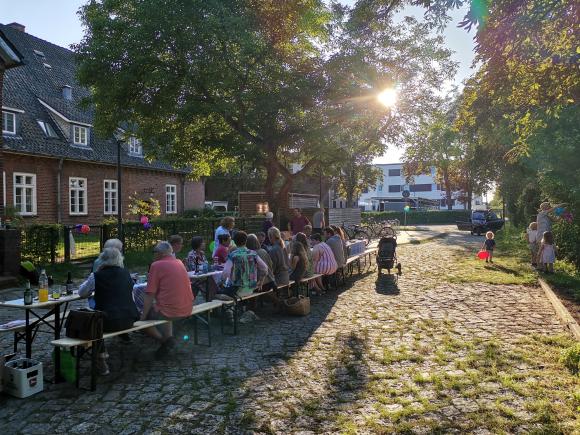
(375, 273, 400, 295)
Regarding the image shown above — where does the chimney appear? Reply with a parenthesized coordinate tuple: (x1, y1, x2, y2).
(62, 85, 73, 101)
(7, 22, 25, 32)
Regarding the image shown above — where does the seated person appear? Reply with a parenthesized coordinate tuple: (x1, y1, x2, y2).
(303, 225, 313, 240)
(78, 248, 139, 374)
(324, 227, 346, 268)
(267, 227, 290, 287)
(186, 236, 208, 272)
(221, 231, 268, 293)
(256, 231, 268, 250)
(247, 234, 276, 291)
(141, 241, 194, 358)
(310, 233, 338, 292)
(289, 238, 308, 282)
(213, 233, 231, 266)
(168, 234, 184, 257)
(88, 238, 123, 309)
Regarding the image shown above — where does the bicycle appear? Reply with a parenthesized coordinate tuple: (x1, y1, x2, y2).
(340, 223, 371, 246)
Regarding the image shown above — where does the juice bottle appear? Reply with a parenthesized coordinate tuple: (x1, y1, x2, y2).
(38, 269, 49, 302)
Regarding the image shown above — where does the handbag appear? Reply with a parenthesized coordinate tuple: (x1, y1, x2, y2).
(65, 308, 105, 340)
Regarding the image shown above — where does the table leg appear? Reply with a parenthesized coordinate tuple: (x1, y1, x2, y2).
(53, 305, 64, 382)
(25, 309, 32, 358)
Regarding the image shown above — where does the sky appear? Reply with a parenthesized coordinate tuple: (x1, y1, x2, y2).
(1, 0, 477, 165)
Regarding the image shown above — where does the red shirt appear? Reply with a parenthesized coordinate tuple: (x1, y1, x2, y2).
(214, 244, 229, 265)
(290, 215, 310, 235)
(146, 256, 193, 318)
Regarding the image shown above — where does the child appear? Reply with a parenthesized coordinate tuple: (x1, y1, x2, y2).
(256, 231, 268, 249)
(482, 231, 496, 263)
(537, 231, 556, 273)
(213, 233, 231, 266)
(525, 222, 538, 267)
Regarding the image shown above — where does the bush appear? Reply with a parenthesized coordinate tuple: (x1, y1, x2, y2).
(553, 221, 580, 271)
(362, 210, 471, 225)
(182, 208, 218, 218)
(560, 343, 580, 375)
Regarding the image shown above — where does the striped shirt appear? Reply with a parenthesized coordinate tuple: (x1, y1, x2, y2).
(312, 242, 338, 275)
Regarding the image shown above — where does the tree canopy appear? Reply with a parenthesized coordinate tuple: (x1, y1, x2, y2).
(76, 0, 456, 211)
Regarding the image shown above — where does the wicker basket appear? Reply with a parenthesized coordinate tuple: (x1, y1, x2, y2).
(284, 296, 311, 316)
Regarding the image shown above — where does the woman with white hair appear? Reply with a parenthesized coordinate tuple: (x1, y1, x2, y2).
(78, 247, 139, 375)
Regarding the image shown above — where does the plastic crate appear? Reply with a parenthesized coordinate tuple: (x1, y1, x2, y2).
(2, 358, 43, 398)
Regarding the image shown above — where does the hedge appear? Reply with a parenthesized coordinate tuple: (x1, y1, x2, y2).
(552, 221, 580, 270)
(20, 224, 62, 264)
(103, 216, 264, 252)
(362, 210, 471, 225)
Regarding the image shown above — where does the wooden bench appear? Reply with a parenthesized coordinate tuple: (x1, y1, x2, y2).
(51, 301, 226, 390)
(1, 314, 58, 353)
(293, 274, 322, 297)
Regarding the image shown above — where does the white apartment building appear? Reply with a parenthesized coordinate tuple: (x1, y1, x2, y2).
(358, 163, 484, 211)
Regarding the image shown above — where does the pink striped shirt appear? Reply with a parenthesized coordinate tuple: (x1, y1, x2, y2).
(312, 242, 338, 275)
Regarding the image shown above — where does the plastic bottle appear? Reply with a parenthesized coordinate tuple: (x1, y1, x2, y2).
(38, 269, 49, 302)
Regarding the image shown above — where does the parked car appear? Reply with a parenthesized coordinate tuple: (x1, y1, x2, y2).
(456, 210, 505, 235)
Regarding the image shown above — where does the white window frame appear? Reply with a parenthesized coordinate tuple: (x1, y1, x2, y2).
(165, 184, 177, 214)
(37, 120, 58, 138)
(128, 136, 143, 156)
(13, 173, 37, 216)
(2, 111, 16, 135)
(103, 179, 118, 215)
(72, 125, 89, 146)
(69, 177, 88, 215)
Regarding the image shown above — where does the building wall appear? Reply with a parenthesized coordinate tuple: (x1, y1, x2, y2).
(184, 179, 205, 210)
(359, 163, 482, 211)
(2, 153, 203, 224)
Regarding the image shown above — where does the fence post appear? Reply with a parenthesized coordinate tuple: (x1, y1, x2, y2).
(63, 226, 71, 263)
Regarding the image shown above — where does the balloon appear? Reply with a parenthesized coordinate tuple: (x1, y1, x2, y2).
(404, 205, 410, 213)
(140, 215, 149, 225)
(477, 251, 489, 260)
(563, 211, 573, 223)
(554, 207, 564, 216)
(80, 224, 90, 234)
(143, 222, 152, 230)
(74, 224, 82, 230)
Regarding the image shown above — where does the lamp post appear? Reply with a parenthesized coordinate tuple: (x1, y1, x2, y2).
(116, 138, 124, 246)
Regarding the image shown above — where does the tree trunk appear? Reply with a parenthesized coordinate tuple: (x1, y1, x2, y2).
(264, 152, 278, 216)
(443, 170, 452, 210)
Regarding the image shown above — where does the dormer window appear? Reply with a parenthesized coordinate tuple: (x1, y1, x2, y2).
(73, 125, 89, 146)
(2, 111, 16, 135)
(37, 120, 58, 138)
(128, 136, 142, 156)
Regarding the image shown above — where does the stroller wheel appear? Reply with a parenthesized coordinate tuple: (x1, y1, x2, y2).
(377, 267, 382, 276)
(396, 263, 402, 275)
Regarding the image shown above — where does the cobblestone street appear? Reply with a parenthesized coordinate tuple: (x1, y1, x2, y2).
(1, 231, 579, 434)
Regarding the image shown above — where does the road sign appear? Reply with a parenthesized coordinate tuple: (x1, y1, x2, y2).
(402, 190, 410, 198)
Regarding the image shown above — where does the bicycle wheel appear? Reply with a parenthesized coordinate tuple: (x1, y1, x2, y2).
(379, 226, 396, 238)
(353, 229, 370, 246)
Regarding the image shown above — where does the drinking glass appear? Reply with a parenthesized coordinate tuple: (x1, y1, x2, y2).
(52, 285, 62, 300)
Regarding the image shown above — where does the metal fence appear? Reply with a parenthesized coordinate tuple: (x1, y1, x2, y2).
(20, 217, 265, 265)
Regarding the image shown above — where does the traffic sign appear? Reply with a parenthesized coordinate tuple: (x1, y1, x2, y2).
(402, 190, 410, 198)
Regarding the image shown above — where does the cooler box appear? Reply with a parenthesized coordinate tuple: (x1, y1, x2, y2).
(3, 358, 43, 398)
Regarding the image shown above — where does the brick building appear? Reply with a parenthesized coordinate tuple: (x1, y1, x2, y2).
(0, 23, 204, 225)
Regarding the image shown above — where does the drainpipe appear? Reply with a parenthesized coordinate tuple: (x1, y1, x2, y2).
(57, 158, 64, 223)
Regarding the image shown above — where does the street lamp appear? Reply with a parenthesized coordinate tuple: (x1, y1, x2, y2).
(113, 131, 124, 246)
(377, 88, 397, 108)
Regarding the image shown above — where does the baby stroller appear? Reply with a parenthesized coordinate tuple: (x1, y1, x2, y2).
(377, 235, 402, 280)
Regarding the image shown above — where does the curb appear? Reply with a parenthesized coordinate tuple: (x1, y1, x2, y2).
(538, 278, 580, 341)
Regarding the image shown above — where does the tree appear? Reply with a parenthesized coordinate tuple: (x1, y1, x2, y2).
(403, 103, 461, 210)
(76, 0, 456, 215)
